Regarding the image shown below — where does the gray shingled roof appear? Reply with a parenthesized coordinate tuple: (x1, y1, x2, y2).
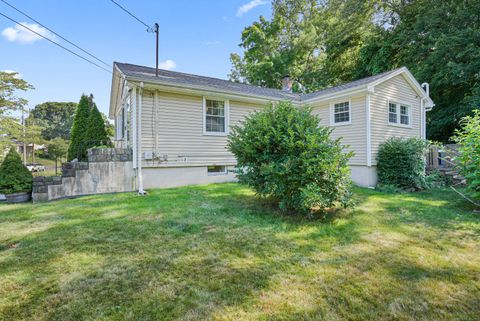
(300, 68, 402, 100)
(115, 62, 403, 102)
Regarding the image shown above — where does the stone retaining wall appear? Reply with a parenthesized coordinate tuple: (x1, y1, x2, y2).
(32, 148, 134, 202)
(88, 148, 133, 163)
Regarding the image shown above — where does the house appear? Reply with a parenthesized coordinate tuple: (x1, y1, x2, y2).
(109, 62, 434, 191)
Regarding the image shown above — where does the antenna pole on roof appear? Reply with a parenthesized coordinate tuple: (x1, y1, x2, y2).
(154, 23, 159, 77)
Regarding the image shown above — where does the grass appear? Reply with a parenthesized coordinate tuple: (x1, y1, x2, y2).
(0, 183, 479, 321)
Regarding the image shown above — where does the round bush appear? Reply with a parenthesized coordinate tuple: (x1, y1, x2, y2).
(377, 137, 428, 190)
(227, 101, 353, 214)
(0, 148, 33, 194)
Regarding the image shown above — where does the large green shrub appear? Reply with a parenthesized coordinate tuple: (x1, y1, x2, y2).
(228, 101, 353, 214)
(453, 110, 480, 200)
(0, 148, 33, 194)
(377, 137, 429, 190)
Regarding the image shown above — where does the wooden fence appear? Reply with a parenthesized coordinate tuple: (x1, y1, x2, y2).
(426, 144, 459, 171)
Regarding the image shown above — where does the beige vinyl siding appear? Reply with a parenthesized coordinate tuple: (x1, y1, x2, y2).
(311, 96, 367, 165)
(370, 74, 421, 165)
(139, 90, 264, 167)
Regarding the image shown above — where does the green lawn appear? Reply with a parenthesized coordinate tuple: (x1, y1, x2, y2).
(0, 184, 479, 321)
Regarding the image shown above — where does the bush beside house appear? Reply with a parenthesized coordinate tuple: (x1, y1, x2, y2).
(454, 110, 480, 200)
(228, 101, 353, 214)
(377, 137, 429, 191)
(0, 148, 33, 200)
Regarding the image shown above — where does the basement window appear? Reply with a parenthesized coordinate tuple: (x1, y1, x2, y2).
(207, 165, 227, 175)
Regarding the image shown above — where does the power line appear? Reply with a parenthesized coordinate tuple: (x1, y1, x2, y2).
(0, 0, 111, 68)
(109, 0, 152, 31)
(0, 11, 112, 74)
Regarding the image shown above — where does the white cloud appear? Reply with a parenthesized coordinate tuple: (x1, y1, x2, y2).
(2, 70, 22, 78)
(1, 22, 56, 44)
(206, 41, 221, 46)
(237, 0, 267, 16)
(158, 59, 176, 70)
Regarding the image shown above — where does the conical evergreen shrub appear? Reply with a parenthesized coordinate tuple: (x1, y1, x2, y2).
(68, 94, 91, 161)
(85, 103, 111, 148)
(0, 148, 33, 194)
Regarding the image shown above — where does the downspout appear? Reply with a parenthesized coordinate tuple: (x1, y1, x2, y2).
(421, 82, 430, 139)
(137, 82, 146, 195)
(154, 91, 159, 154)
(132, 87, 137, 169)
(366, 85, 375, 188)
(366, 94, 372, 167)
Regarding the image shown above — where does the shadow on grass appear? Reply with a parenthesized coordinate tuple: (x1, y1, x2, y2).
(1, 183, 479, 320)
(0, 184, 364, 320)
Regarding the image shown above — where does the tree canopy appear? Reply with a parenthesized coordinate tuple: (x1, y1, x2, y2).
(356, 0, 480, 142)
(0, 72, 34, 155)
(29, 102, 77, 140)
(229, 0, 380, 92)
(230, 0, 480, 142)
(0, 71, 33, 115)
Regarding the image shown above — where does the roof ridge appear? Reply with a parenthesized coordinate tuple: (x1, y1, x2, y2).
(114, 62, 299, 97)
(114, 62, 406, 100)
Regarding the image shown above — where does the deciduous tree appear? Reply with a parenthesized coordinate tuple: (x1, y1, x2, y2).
(29, 102, 77, 140)
(47, 138, 68, 175)
(355, 0, 480, 142)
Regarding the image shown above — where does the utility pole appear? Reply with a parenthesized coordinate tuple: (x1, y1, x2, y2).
(154, 23, 159, 76)
(21, 107, 26, 165)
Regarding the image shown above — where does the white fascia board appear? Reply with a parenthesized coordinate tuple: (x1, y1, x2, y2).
(302, 87, 373, 105)
(108, 68, 122, 119)
(368, 67, 435, 108)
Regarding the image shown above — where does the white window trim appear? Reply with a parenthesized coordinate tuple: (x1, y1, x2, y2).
(387, 99, 412, 128)
(203, 96, 229, 136)
(207, 165, 228, 176)
(330, 98, 352, 126)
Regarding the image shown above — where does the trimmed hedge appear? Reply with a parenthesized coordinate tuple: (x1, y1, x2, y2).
(0, 148, 33, 194)
(377, 137, 428, 190)
(228, 101, 354, 214)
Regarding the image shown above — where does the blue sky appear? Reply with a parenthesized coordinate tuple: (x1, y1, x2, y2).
(0, 0, 271, 116)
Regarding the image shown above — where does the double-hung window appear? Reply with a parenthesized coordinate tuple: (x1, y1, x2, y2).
(388, 101, 411, 127)
(204, 98, 228, 135)
(331, 100, 351, 125)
